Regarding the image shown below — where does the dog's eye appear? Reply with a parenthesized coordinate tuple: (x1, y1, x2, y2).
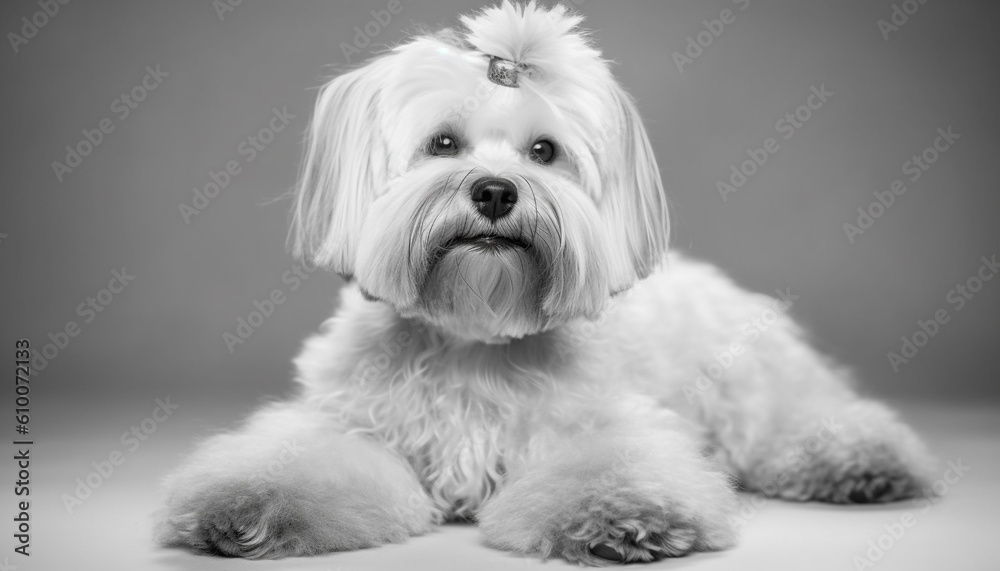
(529, 139, 555, 164)
(428, 134, 460, 157)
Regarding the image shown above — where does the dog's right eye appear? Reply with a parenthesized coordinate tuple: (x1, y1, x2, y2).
(428, 134, 460, 157)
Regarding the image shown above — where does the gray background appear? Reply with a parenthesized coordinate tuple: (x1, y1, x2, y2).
(2, 2, 1000, 570)
(2, 0, 999, 420)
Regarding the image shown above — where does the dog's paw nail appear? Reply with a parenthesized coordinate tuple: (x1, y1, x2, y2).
(589, 542, 624, 562)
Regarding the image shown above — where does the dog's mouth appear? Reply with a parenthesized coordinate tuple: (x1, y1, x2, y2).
(441, 234, 531, 253)
(421, 233, 536, 294)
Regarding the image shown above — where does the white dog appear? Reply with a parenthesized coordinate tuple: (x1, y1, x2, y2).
(159, 2, 935, 564)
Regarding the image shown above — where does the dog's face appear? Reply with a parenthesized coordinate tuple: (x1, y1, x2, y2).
(292, 2, 668, 342)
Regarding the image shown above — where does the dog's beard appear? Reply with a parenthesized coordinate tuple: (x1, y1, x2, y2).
(420, 239, 543, 341)
(355, 163, 611, 342)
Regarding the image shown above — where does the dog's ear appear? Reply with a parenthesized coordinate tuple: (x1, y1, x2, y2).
(291, 64, 388, 277)
(596, 85, 670, 293)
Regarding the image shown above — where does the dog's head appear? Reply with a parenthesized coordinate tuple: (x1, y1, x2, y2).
(292, 1, 668, 342)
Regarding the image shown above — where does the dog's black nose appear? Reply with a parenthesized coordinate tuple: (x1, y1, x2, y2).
(470, 177, 517, 222)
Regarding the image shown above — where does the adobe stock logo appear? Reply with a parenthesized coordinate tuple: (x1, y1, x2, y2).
(671, 0, 752, 73)
(62, 398, 179, 514)
(213, 0, 244, 22)
(684, 288, 798, 402)
(7, 0, 71, 54)
(877, 0, 933, 41)
(340, 0, 412, 63)
(51, 65, 169, 182)
(717, 84, 833, 202)
(852, 459, 969, 570)
(887, 254, 997, 372)
(222, 260, 318, 353)
(843, 126, 960, 244)
(29, 267, 136, 376)
(178, 106, 296, 224)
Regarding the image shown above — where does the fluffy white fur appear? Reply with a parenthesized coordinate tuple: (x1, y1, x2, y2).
(159, 2, 935, 565)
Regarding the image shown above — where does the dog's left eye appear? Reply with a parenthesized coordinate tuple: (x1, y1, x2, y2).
(428, 134, 460, 157)
(529, 139, 556, 164)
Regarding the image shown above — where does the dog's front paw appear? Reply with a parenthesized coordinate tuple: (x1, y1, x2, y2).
(552, 491, 710, 565)
(159, 423, 442, 558)
(159, 475, 429, 559)
(478, 439, 738, 566)
(160, 480, 335, 559)
(192, 486, 304, 558)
